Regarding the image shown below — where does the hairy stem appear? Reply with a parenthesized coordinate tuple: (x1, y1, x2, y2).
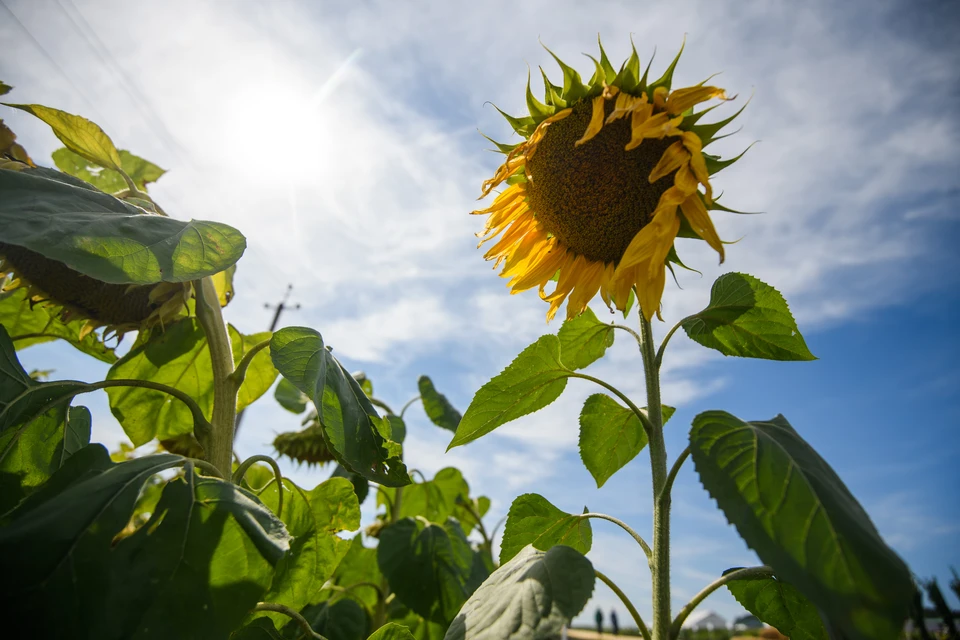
(254, 602, 329, 639)
(596, 569, 651, 640)
(193, 277, 237, 477)
(233, 454, 284, 519)
(655, 315, 695, 369)
(399, 395, 421, 419)
(640, 313, 670, 640)
(229, 339, 271, 387)
(580, 512, 652, 559)
(661, 446, 691, 503)
(670, 566, 774, 638)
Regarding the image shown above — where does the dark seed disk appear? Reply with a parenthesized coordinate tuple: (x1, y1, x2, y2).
(525, 99, 676, 265)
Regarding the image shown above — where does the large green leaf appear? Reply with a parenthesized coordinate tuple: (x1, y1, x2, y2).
(727, 573, 828, 640)
(274, 377, 309, 414)
(107, 319, 271, 445)
(330, 535, 383, 613)
(378, 517, 482, 625)
(4, 103, 123, 170)
(578, 395, 675, 488)
(499, 493, 592, 564)
(106, 317, 212, 445)
(100, 472, 290, 639)
(0, 286, 117, 362)
(682, 273, 815, 360)
(0, 168, 246, 285)
(331, 463, 370, 505)
(234, 618, 284, 640)
(418, 375, 461, 432)
(230, 325, 278, 411)
(556, 307, 614, 370)
(0, 446, 184, 635)
(255, 477, 361, 628)
(368, 624, 417, 640)
(690, 411, 913, 640)
(52, 147, 165, 193)
(449, 335, 570, 449)
(378, 467, 469, 525)
(444, 545, 595, 640)
(270, 327, 409, 486)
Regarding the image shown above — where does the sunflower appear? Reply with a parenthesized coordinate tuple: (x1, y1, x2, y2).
(473, 40, 749, 321)
(0, 244, 192, 340)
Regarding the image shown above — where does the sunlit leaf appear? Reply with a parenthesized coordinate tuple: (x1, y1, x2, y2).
(274, 377, 309, 414)
(52, 147, 166, 193)
(500, 493, 591, 564)
(691, 411, 913, 640)
(556, 307, 614, 370)
(4, 103, 122, 170)
(229, 325, 278, 411)
(418, 375, 461, 432)
(726, 572, 828, 640)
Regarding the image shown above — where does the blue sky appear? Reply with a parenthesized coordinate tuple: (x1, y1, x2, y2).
(2, 0, 958, 624)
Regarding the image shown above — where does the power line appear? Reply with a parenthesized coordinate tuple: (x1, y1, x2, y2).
(53, 0, 193, 168)
(0, 0, 107, 123)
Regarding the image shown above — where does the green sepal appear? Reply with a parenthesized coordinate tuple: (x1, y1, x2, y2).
(525, 69, 555, 121)
(704, 142, 756, 175)
(648, 39, 685, 95)
(666, 244, 702, 275)
(612, 39, 642, 93)
(637, 49, 655, 95)
(489, 103, 536, 138)
(690, 99, 751, 147)
(506, 170, 528, 185)
(596, 36, 618, 85)
(709, 195, 761, 215)
(582, 55, 610, 97)
(539, 67, 567, 109)
(681, 102, 723, 128)
(542, 44, 588, 103)
(478, 131, 521, 155)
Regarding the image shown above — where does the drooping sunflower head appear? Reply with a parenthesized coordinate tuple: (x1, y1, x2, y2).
(0, 243, 191, 340)
(273, 421, 337, 466)
(474, 39, 750, 321)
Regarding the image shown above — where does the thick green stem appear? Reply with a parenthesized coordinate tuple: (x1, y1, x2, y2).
(640, 314, 671, 640)
(193, 277, 237, 477)
(596, 569, 651, 640)
(580, 512, 652, 559)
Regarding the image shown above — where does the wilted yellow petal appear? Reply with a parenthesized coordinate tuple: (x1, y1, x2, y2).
(576, 96, 607, 146)
(679, 195, 725, 260)
(666, 86, 727, 115)
(649, 141, 689, 183)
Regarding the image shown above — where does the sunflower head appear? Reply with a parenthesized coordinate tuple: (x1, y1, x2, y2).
(273, 423, 337, 466)
(0, 243, 192, 341)
(474, 38, 750, 321)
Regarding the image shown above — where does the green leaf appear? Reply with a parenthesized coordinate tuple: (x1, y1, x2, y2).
(557, 307, 614, 370)
(230, 325, 279, 411)
(378, 517, 480, 625)
(234, 618, 285, 640)
(0, 446, 185, 635)
(270, 327, 409, 487)
(256, 476, 361, 626)
(690, 411, 914, 640)
(0, 168, 246, 285)
(449, 335, 570, 449)
(106, 317, 213, 445)
(101, 472, 290, 638)
(368, 623, 417, 640)
(52, 147, 166, 193)
(211, 263, 236, 307)
(4, 103, 122, 170)
(418, 375, 462, 432)
(580, 394, 642, 488)
(0, 286, 117, 363)
(330, 535, 383, 613)
(727, 573, 828, 640)
(682, 273, 816, 361)
(378, 467, 470, 525)
(444, 545, 595, 640)
(59, 405, 91, 465)
(331, 463, 370, 505)
(274, 376, 309, 414)
(294, 599, 368, 640)
(499, 493, 592, 564)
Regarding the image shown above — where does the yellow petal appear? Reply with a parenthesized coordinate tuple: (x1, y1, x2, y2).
(648, 141, 689, 183)
(625, 113, 682, 151)
(652, 86, 668, 110)
(575, 96, 607, 147)
(682, 132, 713, 202)
(637, 258, 667, 321)
(605, 92, 646, 124)
(567, 260, 606, 317)
(679, 195, 725, 261)
(665, 86, 726, 115)
(544, 255, 585, 321)
(509, 244, 569, 292)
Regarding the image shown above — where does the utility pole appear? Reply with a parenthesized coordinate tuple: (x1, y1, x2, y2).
(233, 284, 300, 438)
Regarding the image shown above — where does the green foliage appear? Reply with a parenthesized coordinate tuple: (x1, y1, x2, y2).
(4, 102, 124, 171)
(270, 327, 409, 486)
(369, 623, 417, 640)
(378, 467, 470, 526)
(378, 517, 488, 625)
(274, 377, 309, 413)
(556, 307, 615, 370)
(52, 147, 165, 193)
(726, 573, 828, 640)
(292, 599, 368, 640)
(0, 286, 117, 362)
(418, 375, 461, 432)
(578, 394, 675, 488)
(444, 545, 595, 640)
(682, 273, 815, 361)
(256, 476, 361, 628)
(229, 325, 278, 410)
(690, 411, 913, 640)
(449, 335, 570, 448)
(0, 167, 246, 285)
(500, 493, 592, 564)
